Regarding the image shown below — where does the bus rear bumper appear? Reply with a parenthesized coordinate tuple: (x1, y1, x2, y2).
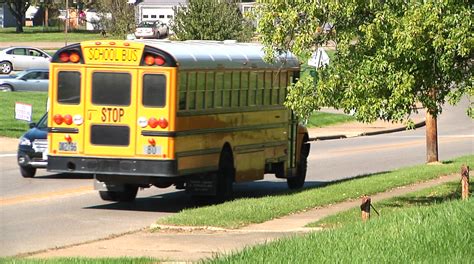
(47, 156, 178, 177)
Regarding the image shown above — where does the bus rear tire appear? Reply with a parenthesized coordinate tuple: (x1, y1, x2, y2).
(99, 184, 138, 202)
(287, 141, 309, 189)
(216, 149, 235, 202)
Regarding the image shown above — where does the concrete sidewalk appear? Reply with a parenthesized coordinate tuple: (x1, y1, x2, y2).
(28, 173, 459, 261)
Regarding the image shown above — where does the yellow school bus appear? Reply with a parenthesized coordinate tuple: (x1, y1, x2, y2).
(47, 40, 310, 202)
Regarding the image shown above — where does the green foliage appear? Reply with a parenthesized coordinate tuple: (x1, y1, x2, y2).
(94, 0, 135, 38)
(256, 1, 473, 121)
(171, 0, 254, 41)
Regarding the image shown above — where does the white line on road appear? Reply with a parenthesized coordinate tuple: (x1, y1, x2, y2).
(0, 154, 16, 157)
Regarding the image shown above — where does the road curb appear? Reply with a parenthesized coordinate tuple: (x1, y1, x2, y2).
(309, 120, 426, 142)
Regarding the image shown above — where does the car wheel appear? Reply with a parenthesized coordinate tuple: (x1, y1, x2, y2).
(20, 166, 36, 178)
(0, 84, 13, 92)
(0, 61, 12, 74)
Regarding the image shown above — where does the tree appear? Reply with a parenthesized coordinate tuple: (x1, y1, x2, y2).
(94, 0, 135, 38)
(171, 0, 253, 41)
(256, 0, 473, 163)
(1, 0, 30, 32)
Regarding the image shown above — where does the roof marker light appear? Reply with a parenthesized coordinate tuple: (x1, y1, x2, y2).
(109, 41, 116, 45)
(95, 42, 101, 45)
(69, 52, 80, 63)
(124, 43, 130, 46)
(144, 55, 155, 66)
(59, 52, 69, 63)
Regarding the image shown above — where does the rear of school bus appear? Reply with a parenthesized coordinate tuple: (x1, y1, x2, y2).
(47, 41, 180, 198)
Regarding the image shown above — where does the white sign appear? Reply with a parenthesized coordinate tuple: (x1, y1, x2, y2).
(308, 48, 330, 68)
(15, 102, 32, 122)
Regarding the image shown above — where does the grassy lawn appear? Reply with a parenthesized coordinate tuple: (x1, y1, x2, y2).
(306, 111, 355, 128)
(0, 27, 111, 43)
(0, 92, 48, 138)
(0, 257, 158, 264)
(157, 155, 472, 229)
(205, 197, 473, 263)
(308, 180, 473, 228)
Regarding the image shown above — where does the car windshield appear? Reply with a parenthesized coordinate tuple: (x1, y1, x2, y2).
(37, 113, 48, 128)
(137, 21, 156, 28)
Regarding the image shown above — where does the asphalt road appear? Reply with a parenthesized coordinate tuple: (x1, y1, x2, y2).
(0, 100, 472, 257)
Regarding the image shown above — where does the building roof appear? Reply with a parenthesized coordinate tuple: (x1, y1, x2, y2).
(136, 39, 300, 70)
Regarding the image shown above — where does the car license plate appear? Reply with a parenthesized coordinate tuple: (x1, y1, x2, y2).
(143, 145, 161, 155)
(59, 142, 77, 152)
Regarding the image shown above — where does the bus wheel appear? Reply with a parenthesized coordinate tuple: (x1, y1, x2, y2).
(287, 141, 309, 189)
(99, 184, 138, 202)
(216, 150, 235, 201)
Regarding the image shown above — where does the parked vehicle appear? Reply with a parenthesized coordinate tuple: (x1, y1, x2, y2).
(134, 21, 169, 39)
(17, 112, 48, 178)
(0, 68, 49, 92)
(0, 47, 51, 74)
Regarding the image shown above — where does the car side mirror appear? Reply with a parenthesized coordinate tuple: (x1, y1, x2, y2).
(29, 122, 37, 128)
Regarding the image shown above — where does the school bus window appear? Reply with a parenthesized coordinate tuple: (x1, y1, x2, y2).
(196, 72, 206, 109)
(240, 71, 249, 107)
(215, 72, 224, 108)
(178, 72, 187, 110)
(206, 72, 215, 109)
(248, 71, 257, 106)
(264, 71, 272, 105)
(57, 71, 81, 104)
(143, 74, 166, 107)
(256, 72, 265, 105)
(187, 72, 197, 110)
(279, 71, 288, 104)
(231, 71, 240, 107)
(92, 72, 131, 106)
(223, 72, 232, 107)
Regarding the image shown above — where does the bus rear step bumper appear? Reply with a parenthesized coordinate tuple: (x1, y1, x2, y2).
(47, 156, 178, 177)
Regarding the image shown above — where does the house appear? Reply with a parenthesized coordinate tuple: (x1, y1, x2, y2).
(0, 3, 16, 28)
(136, 0, 255, 26)
(136, 0, 186, 26)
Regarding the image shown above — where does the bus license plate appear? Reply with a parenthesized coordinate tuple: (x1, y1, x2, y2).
(59, 142, 77, 152)
(144, 145, 161, 155)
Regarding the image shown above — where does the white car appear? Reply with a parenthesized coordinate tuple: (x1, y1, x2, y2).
(0, 47, 51, 74)
(134, 21, 169, 39)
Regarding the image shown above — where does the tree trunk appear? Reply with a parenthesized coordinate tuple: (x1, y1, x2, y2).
(425, 110, 439, 163)
(15, 18, 23, 33)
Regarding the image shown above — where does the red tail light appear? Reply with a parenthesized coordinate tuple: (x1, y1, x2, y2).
(157, 117, 168, 129)
(148, 117, 159, 128)
(63, 114, 73, 125)
(53, 114, 63, 125)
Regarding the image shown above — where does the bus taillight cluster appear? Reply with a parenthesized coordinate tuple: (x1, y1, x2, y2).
(138, 117, 168, 129)
(144, 54, 166, 66)
(53, 114, 83, 125)
(59, 52, 81, 63)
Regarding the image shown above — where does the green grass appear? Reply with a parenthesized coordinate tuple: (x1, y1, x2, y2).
(0, 92, 48, 138)
(306, 111, 355, 128)
(0, 257, 158, 264)
(204, 198, 474, 263)
(0, 27, 111, 43)
(308, 180, 473, 228)
(157, 155, 473, 229)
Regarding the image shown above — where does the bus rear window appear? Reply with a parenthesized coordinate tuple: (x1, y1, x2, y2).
(58, 71, 81, 104)
(143, 74, 166, 107)
(92, 72, 131, 106)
